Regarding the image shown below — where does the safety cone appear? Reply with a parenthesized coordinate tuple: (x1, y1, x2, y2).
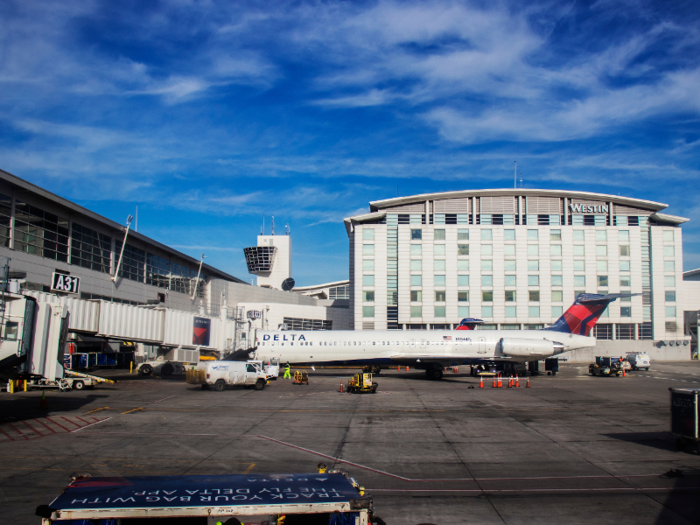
(497, 376, 503, 388)
(507, 376, 512, 388)
(492, 376, 497, 388)
(526, 377, 531, 388)
(454, 367, 459, 374)
(406, 366, 409, 371)
(398, 365, 401, 372)
(479, 376, 484, 388)
(622, 368, 626, 377)
(39, 391, 47, 409)
(339, 380, 344, 393)
(515, 376, 520, 387)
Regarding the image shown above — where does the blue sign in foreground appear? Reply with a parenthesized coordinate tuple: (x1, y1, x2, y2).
(50, 473, 360, 511)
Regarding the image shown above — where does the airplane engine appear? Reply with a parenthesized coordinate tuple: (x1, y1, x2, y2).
(499, 338, 564, 358)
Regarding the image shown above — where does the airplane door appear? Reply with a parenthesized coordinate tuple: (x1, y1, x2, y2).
(478, 338, 488, 355)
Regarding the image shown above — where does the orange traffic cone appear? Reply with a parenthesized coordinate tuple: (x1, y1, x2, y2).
(454, 367, 459, 374)
(479, 376, 484, 388)
(623, 368, 626, 377)
(526, 377, 531, 388)
(398, 365, 401, 371)
(497, 376, 503, 388)
(39, 391, 47, 409)
(492, 376, 497, 388)
(406, 366, 409, 371)
(515, 376, 520, 387)
(339, 380, 344, 393)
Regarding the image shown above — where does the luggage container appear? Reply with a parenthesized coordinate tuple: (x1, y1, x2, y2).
(36, 471, 376, 524)
(96, 353, 117, 367)
(669, 387, 700, 453)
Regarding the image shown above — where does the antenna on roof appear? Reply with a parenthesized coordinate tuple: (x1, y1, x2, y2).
(514, 161, 517, 189)
(262, 214, 265, 235)
(285, 224, 290, 235)
(271, 216, 275, 236)
(520, 172, 523, 188)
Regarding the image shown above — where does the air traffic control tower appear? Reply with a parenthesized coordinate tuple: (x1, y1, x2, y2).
(243, 232, 292, 290)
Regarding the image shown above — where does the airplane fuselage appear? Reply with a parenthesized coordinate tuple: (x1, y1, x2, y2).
(254, 329, 594, 368)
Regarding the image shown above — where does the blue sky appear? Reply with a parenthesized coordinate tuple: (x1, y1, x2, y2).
(1, 0, 699, 286)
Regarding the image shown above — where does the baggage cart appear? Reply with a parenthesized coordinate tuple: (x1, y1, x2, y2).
(669, 387, 700, 453)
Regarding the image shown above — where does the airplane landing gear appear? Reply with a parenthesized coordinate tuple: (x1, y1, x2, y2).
(426, 366, 444, 380)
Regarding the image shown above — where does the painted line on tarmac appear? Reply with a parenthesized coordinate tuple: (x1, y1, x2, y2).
(257, 435, 663, 483)
(85, 407, 110, 414)
(121, 408, 144, 415)
(71, 417, 112, 433)
(242, 463, 256, 475)
(151, 395, 176, 404)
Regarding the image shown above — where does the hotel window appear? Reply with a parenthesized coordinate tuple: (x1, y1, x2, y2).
(435, 275, 446, 286)
(596, 245, 607, 256)
(666, 306, 676, 317)
(434, 244, 445, 256)
(504, 244, 515, 256)
(13, 199, 70, 262)
(597, 275, 608, 287)
(528, 245, 539, 256)
(620, 276, 631, 287)
(620, 307, 632, 317)
(435, 290, 446, 302)
(505, 260, 516, 271)
(551, 245, 562, 256)
(481, 229, 492, 240)
(529, 306, 540, 317)
(482, 275, 493, 286)
(574, 275, 586, 287)
(411, 290, 422, 302)
(458, 306, 470, 317)
(527, 229, 538, 240)
(410, 260, 422, 271)
(481, 260, 493, 271)
(665, 275, 676, 287)
(619, 246, 630, 257)
(505, 306, 517, 317)
(574, 260, 585, 271)
(573, 230, 584, 241)
(435, 306, 446, 317)
(363, 244, 375, 256)
(458, 229, 469, 240)
(411, 229, 422, 240)
(528, 260, 539, 271)
(363, 291, 375, 302)
(482, 306, 493, 317)
(458, 275, 469, 286)
(72, 223, 112, 273)
(410, 306, 422, 317)
(434, 259, 446, 271)
(434, 229, 446, 240)
(551, 260, 562, 271)
(620, 261, 631, 272)
(363, 306, 375, 318)
(664, 261, 675, 271)
(550, 230, 562, 241)
(573, 245, 585, 256)
(663, 230, 675, 241)
(504, 229, 515, 240)
(529, 290, 540, 301)
(363, 259, 375, 271)
(410, 275, 422, 287)
(505, 275, 516, 286)
(505, 290, 516, 302)
(597, 260, 608, 272)
(363, 275, 375, 286)
(552, 275, 563, 286)
(551, 290, 563, 302)
(596, 230, 607, 241)
(528, 275, 539, 286)
(458, 291, 469, 302)
(115, 241, 145, 283)
(664, 246, 675, 257)
(146, 253, 170, 288)
(619, 230, 630, 241)
(482, 244, 493, 256)
(411, 244, 422, 256)
(552, 306, 563, 318)
(458, 244, 469, 255)
(665, 291, 676, 302)
(458, 260, 469, 271)
(363, 228, 374, 240)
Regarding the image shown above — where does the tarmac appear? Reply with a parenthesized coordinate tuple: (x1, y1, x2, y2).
(1, 361, 700, 524)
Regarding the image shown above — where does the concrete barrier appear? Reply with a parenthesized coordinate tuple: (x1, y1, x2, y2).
(564, 340, 691, 363)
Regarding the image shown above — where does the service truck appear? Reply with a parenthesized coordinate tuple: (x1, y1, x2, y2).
(626, 352, 651, 371)
(589, 356, 629, 376)
(186, 358, 268, 391)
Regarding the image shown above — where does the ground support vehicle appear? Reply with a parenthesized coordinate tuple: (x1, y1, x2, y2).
(136, 358, 192, 377)
(626, 352, 651, 371)
(293, 370, 309, 385)
(362, 365, 382, 374)
(36, 471, 376, 524)
(264, 357, 280, 379)
(670, 387, 700, 454)
(347, 372, 378, 394)
(589, 356, 627, 377)
(186, 359, 268, 391)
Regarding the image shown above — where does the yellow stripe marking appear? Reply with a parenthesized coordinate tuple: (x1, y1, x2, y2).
(121, 408, 144, 415)
(85, 407, 110, 414)
(243, 463, 256, 475)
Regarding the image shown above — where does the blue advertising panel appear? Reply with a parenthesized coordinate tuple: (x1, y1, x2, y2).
(193, 317, 211, 346)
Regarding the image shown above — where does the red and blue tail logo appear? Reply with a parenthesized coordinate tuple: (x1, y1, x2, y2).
(456, 318, 484, 331)
(544, 294, 633, 336)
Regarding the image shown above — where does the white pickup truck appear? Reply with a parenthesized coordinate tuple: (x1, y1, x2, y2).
(186, 359, 268, 391)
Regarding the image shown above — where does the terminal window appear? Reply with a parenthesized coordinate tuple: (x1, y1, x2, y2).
(283, 317, 332, 330)
(11, 198, 70, 262)
(115, 241, 145, 283)
(72, 223, 111, 273)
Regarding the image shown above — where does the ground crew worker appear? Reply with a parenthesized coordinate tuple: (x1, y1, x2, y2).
(283, 362, 291, 379)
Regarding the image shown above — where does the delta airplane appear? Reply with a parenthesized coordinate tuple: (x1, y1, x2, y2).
(254, 293, 629, 380)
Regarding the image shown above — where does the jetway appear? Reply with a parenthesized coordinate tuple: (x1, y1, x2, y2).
(25, 291, 240, 355)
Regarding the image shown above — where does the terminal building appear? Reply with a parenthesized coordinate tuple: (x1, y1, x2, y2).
(344, 189, 692, 355)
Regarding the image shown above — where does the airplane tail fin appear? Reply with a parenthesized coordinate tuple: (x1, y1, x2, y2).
(456, 318, 484, 331)
(543, 293, 640, 336)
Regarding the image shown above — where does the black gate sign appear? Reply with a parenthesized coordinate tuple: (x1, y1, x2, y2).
(51, 272, 80, 294)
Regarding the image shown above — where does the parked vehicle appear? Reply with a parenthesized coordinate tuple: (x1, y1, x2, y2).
(626, 352, 651, 371)
(589, 356, 627, 376)
(186, 359, 268, 391)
